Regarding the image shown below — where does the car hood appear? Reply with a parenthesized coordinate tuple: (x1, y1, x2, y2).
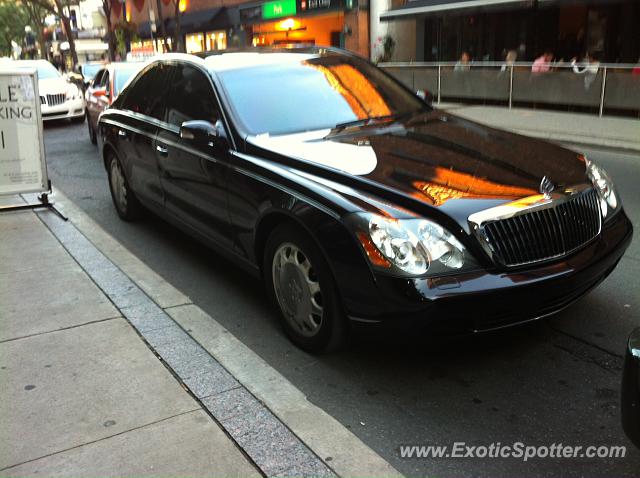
(247, 111, 589, 230)
(39, 77, 70, 95)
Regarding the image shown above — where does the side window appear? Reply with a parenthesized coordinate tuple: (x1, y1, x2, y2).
(93, 69, 104, 87)
(101, 71, 110, 95)
(165, 64, 219, 128)
(121, 64, 169, 120)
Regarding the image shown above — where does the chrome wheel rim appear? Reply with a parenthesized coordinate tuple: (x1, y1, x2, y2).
(272, 243, 323, 337)
(110, 159, 127, 213)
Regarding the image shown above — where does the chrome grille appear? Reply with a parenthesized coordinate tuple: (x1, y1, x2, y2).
(46, 93, 65, 106)
(481, 188, 601, 267)
(40, 95, 45, 104)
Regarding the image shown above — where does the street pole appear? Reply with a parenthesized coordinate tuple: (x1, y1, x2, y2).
(437, 64, 441, 105)
(509, 65, 514, 109)
(599, 67, 607, 118)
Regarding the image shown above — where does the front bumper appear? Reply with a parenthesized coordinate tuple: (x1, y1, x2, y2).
(42, 98, 85, 121)
(346, 209, 633, 333)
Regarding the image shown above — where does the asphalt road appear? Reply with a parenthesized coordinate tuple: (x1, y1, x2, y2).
(42, 119, 640, 477)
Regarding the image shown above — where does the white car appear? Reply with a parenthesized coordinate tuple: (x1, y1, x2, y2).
(11, 60, 85, 122)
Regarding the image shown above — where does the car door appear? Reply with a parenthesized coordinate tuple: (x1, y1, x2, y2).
(155, 62, 234, 250)
(116, 63, 171, 209)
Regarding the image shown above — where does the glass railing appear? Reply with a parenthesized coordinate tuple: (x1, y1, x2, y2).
(381, 62, 640, 117)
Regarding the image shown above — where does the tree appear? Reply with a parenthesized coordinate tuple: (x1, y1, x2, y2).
(20, 0, 49, 60)
(24, 0, 78, 67)
(0, 0, 30, 57)
(170, 0, 184, 52)
(100, 0, 115, 60)
(155, 0, 166, 51)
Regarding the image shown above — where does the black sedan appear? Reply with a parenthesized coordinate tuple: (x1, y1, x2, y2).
(97, 48, 632, 352)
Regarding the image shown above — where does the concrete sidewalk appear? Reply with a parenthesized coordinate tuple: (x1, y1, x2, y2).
(0, 192, 401, 478)
(438, 104, 640, 152)
(0, 203, 260, 477)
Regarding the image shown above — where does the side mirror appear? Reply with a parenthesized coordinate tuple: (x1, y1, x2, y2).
(417, 89, 434, 106)
(180, 120, 227, 147)
(622, 327, 640, 449)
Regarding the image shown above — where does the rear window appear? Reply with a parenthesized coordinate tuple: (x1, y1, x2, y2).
(82, 63, 103, 80)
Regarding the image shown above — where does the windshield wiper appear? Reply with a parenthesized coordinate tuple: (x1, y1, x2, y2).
(330, 109, 424, 135)
(332, 114, 400, 132)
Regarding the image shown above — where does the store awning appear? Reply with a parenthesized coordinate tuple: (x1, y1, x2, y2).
(380, 0, 533, 21)
(164, 7, 230, 34)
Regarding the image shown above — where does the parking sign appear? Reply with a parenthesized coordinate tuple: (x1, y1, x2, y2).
(0, 68, 48, 196)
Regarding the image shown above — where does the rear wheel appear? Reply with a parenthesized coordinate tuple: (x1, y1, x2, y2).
(264, 223, 346, 353)
(106, 152, 142, 221)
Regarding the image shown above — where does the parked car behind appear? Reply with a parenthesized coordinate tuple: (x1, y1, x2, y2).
(78, 61, 106, 87)
(98, 49, 632, 352)
(86, 62, 143, 144)
(8, 59, 85, 122)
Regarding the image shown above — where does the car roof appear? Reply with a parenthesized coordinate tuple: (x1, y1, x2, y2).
(103, 62, 145, 71)
(204, 52, 319, 72)
(6, 59, 52, 66)
(146, 46, 343, 73)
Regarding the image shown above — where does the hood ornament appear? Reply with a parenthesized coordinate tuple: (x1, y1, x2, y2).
(539, 176, 555, 199)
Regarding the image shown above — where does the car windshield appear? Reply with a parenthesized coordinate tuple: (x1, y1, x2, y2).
(114, 65, 141, 95)
(14, 61, 60, 79)
(82, 63, 103, 80)
(216, 54, 428, 136)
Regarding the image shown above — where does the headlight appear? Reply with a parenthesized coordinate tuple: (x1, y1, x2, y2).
(66, 84, 81, 100)
(586, 158, 618, 219)
(348, 213, 479, 277)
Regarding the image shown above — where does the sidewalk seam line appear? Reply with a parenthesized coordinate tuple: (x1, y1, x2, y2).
(0, 408, 202, 473)
(0, 316, 122, 344)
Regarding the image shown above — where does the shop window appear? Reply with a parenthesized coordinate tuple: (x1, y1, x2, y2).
(206, 31, 227, 51)
(185, 33, 205, 54)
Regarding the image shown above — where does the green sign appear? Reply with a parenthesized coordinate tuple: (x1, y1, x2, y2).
(262, 0, 297, 19)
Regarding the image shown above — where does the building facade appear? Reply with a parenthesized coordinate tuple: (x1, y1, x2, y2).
(373, 0, 640, 63)
(116, 0, 370, 58)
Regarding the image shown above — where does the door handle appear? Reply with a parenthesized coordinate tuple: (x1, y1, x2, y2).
(118, 129, 127, 137)
(156, 144, 168, 156)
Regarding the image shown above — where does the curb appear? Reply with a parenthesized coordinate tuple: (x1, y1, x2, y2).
(437, 106, 640, 153)
(506, 129, 640, 153)
(28, 188, 403, 478)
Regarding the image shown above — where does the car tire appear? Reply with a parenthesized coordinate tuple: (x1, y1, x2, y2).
(106, 152, 143, 221)
(87, 116, 97, 145)
(71, 115, 85, 124)
(264, 223, 347, 353)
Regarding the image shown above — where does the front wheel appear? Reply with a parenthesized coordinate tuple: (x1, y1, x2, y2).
(264, 223, 347, 353)
(87, 115, 97, 145)
(106, 153, 142, 221)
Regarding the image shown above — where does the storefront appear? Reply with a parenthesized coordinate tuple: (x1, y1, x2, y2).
(184, 30, 227, 54)
(239, 0, 369, 57)
(135, 6, 236, 55)
(378, 0, 640, 63)
(132, 0, 369, 57)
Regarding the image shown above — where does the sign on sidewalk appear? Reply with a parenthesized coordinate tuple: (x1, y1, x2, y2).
(0, 68, 48, 196)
